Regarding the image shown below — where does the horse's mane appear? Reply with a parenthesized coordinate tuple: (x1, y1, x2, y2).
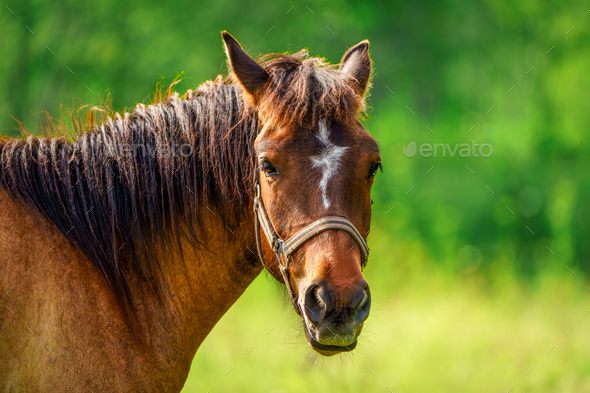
(0, 78, 257, 307)
(0, 49, 365, 309)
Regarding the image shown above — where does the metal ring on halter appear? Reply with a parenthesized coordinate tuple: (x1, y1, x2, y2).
(275, 238, 289, 269)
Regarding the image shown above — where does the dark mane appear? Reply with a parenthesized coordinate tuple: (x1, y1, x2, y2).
(0, 79, 257, 307)
(0, 51, 365, 309)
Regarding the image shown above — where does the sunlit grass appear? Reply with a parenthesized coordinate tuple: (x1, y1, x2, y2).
(182, 268, 590, 392)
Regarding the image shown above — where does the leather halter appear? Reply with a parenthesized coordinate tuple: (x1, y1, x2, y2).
(253, 179, 370, 308)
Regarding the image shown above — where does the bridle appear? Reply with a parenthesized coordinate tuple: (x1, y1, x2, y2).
(253, 174, 370, 309)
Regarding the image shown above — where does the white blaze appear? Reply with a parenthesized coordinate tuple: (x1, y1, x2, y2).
(310, 120, 348, 209)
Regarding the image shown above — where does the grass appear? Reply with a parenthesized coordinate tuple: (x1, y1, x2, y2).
(182, 268, 590, 392)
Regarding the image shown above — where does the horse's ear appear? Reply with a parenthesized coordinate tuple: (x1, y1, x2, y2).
(340, 40, 372, 97)
(222, 31, 269, 103)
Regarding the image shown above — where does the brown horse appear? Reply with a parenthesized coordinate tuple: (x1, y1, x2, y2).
(0, 32, 379, 391)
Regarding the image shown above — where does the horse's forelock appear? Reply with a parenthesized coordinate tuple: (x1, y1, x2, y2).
(255, 50, 365, 130)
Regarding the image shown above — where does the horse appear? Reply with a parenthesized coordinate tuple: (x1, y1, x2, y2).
(0, 31, 380, 391)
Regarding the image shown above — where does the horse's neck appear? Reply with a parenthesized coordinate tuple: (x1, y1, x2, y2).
(141, 208, 262, 350)
(129, 210, 261, 383)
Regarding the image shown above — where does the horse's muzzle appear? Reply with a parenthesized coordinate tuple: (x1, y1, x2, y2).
(301, 281, 371, 354)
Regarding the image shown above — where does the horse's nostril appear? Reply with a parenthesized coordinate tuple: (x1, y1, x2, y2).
(353, 286, 371, 324)
(349, 285, 367, 310)
(304, 284, 329, 326)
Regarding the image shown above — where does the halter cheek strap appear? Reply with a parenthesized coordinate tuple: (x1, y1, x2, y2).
(253, 181, 370, 309)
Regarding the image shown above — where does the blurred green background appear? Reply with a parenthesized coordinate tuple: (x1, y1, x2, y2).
(1, 0, 589, 391)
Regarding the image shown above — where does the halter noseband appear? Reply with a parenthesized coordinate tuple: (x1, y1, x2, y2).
(253, 180, 370, 307)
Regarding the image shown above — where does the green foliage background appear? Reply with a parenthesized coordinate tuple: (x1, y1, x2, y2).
(1, 0, 589, 391)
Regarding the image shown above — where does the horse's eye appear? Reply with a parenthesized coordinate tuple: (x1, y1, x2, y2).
(261, 159, 279, 176)
(369, 161, 382, 177)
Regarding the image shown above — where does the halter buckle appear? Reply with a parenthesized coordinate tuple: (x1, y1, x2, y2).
(275, 239, 289, 269)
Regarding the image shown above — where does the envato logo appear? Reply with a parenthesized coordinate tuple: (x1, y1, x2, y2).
(403, 141, 493, 158)
(102, 143, 194, 158)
